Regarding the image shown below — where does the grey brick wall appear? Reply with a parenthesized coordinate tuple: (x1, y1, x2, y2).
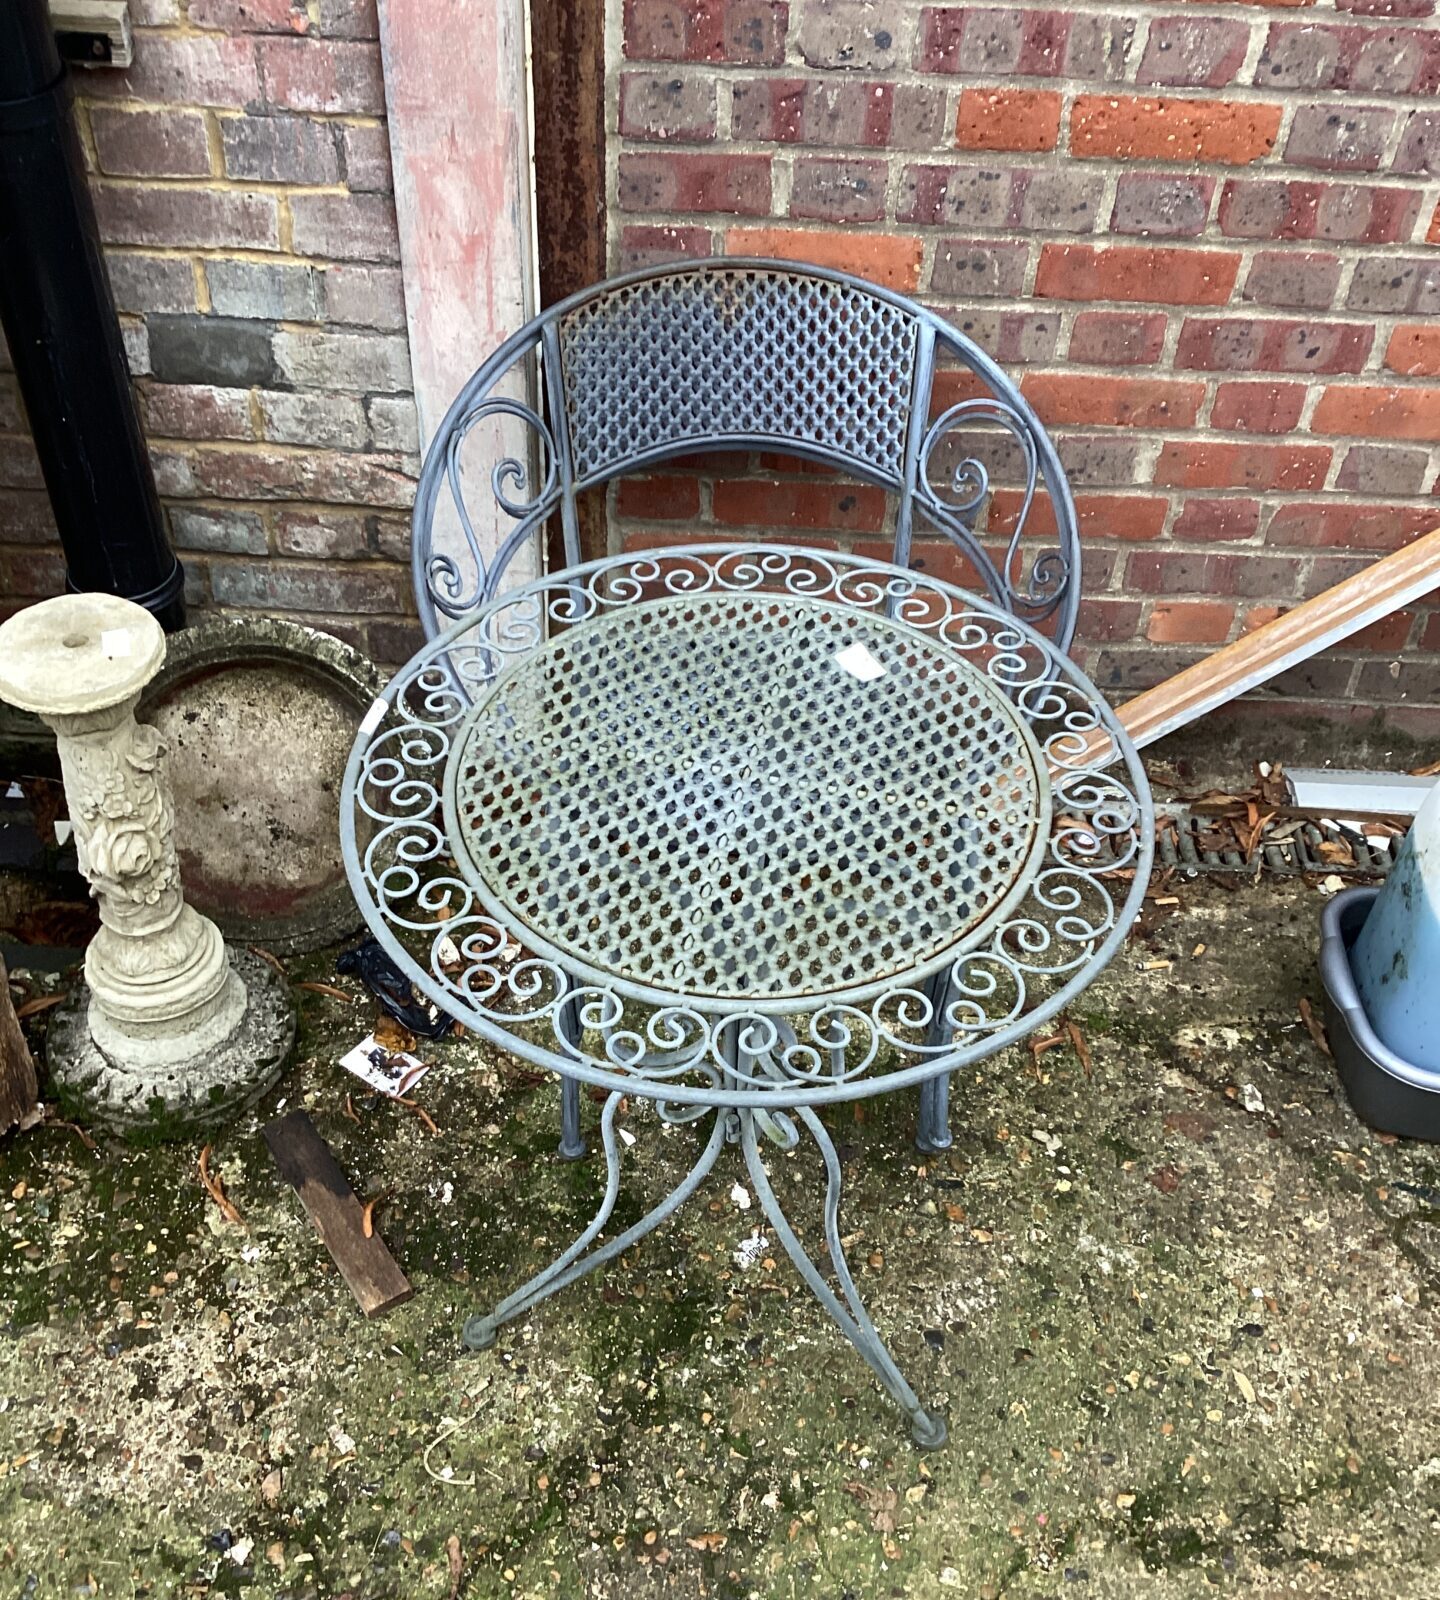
(0, 3, 424, 665)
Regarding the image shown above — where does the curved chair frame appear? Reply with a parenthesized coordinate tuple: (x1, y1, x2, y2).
(406, 258, 1084, 1154)
(411, 258, 1080, 650)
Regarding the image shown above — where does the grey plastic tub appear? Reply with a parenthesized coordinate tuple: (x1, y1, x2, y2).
(1319, 886, 1440, 1142)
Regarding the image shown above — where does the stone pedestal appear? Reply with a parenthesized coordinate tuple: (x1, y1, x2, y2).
(0, 594, 295, 1129)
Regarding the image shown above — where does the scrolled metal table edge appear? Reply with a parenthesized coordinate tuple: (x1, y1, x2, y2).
(339, 542, 1155, 1448)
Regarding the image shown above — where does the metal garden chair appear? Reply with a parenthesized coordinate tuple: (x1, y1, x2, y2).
(407, 258, 1083, 1157)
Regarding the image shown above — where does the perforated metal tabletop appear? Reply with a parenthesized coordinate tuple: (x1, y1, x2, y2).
(444, 589, 1049, 1009)
(344, 545, 1151, 1107)
(340, 545, 1153, 1446)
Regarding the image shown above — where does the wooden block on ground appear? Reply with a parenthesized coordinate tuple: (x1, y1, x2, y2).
(0, 958, 40, 1137)
(263, 1109, 412, 1318)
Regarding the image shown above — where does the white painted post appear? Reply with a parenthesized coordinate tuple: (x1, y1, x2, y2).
(377, 0, 542, 593)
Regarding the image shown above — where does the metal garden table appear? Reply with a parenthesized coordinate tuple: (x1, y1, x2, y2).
(341, 543, 1152, 1446)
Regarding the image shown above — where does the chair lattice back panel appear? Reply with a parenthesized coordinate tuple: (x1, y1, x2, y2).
(556, 267, 921, 486)
(410, 259, 1081, 650)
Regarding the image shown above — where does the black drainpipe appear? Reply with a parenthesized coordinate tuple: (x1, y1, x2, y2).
(0, 0, 184, 630)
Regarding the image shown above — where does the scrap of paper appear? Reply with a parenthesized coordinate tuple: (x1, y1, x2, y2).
(340, 1034, 430, 1098)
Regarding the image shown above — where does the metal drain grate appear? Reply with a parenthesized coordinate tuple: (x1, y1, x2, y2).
(1154, 806, 1402, 877)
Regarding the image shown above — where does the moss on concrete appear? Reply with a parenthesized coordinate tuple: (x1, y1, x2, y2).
(2, 875, 1440, 1597)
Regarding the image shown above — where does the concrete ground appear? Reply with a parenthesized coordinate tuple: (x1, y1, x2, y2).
(3, 862, 1440, 1600)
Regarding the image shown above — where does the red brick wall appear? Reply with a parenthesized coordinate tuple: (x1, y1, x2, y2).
(2, 2, 1436, 722)
(0, 0, 423, 664)
(610, 0, 1440, 730)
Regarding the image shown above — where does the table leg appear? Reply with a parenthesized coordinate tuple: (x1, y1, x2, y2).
(556, 995, 586, 1161)
(738, 1106, 947, 1449)
(463, 1089, 946, 1447)
(462, 1093, 729, 1351)
(915, 968, 955, 1155)
(558, 1077, 585, 1161)
(916, 1075, 952, 1154)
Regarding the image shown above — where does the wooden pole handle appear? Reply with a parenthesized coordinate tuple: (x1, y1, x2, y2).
(1070, 524, 1440, 767)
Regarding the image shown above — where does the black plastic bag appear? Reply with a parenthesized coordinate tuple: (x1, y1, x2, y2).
(336, 938, 452, 1039)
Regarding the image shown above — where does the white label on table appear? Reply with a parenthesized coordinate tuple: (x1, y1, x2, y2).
(834, 642, 886, 682)
(99, 628, 133, 658)
(339, 1033, 430, 1097)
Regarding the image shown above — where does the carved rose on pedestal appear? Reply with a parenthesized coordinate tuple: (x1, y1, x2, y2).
(89, 821, 157, 883)
(75, 725, 179, 907)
